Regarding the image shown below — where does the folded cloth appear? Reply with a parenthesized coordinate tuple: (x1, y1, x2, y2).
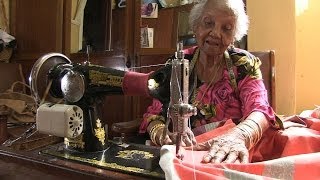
(160, 117, 320, 180)
(159, 145, 180, 180)
(298, 105, 320, 121)
(0, 29, 15, 44)
(311, 106, 320, 119)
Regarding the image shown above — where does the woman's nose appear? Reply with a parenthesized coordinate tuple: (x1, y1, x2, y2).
(209, 27, 221, 38)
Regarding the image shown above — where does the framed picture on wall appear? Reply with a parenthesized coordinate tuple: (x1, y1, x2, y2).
(141, 2, 159, 18)
(158, 0, 193, 8)
(141, 27, 154, 48)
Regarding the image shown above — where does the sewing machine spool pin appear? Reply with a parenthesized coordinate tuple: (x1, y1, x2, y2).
(85, 45, 91, 65)
(169, 42, 197, 159)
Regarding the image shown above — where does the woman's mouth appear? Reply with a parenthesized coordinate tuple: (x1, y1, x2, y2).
(205, 40, 220, 47)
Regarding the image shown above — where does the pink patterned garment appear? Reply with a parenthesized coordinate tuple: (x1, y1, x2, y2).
(139, 47, 275, 135)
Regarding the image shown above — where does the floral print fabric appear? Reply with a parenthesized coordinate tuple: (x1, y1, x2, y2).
(139, 47, 275, 134)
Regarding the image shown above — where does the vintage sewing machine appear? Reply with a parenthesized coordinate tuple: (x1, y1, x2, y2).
(28, 43, 196, 176)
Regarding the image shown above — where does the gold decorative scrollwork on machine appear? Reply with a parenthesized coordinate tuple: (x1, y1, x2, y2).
(116, 150, 154, 160)
(64, 134, 85, 149)
(89, 70, 123, 87)
(94, 119, 106, 145)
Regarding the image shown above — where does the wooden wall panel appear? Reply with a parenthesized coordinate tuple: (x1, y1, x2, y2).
(132, 54, 171, 120)
(10, 0, 64, 60)
(141, 8, 175, 49)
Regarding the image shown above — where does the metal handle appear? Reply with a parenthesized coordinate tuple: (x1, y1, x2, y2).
(105, 0, 113, 51)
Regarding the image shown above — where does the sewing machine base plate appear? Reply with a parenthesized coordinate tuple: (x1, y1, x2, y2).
(40, 142, 164, 179)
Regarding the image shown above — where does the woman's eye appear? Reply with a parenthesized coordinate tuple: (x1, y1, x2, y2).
(224, 25, 233, 32)
(204, 21, 213, 27)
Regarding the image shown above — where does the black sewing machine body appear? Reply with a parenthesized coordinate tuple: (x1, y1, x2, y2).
(30, 53, 174, 152)
(47, 62, 127, 152)
(30, 43, 195, 175)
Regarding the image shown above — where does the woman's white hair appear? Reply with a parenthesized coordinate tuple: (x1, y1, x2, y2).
(189, 0, 249, 41)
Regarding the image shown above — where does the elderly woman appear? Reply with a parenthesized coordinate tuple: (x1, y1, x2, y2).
(139, 0, 275, 164)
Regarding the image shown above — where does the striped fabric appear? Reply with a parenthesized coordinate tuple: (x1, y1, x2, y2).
(160, 115, 320, 180)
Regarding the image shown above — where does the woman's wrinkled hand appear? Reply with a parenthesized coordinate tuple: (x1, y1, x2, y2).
(155, 127, 197, 146)
(190, 129, 249, 163)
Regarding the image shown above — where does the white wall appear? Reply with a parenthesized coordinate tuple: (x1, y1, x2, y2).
(295, 0, 320, 113)
(248, 0, 320, 115)
(247, 0, 296, 115)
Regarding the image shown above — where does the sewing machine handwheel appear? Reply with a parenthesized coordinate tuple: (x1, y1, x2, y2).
(29, 53, 71, 104)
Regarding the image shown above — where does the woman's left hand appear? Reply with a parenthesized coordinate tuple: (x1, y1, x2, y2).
(192, 129, 249, 163)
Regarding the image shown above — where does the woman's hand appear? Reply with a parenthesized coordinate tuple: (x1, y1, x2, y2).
(192, 128, 249, 163)
(161, 127, 197, 147)
(150, 123, 197, 146)
(189, 114, 268, 164)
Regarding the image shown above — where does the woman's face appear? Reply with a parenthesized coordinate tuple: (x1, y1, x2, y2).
(195, 6, 236, 57)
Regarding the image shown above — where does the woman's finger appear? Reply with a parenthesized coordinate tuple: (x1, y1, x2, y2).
(187, 130, 197, 145)
(223, 150, 239, 163)
(202, 144, 220, 163)
(183, 134, 193, 146)
(191, 137, 197, 145)
(162, 134, 173, 145)
(168, 132, 177, 143)
(234, 158, 241, 164)
(238, 148, 249, 163)
(211, 149, 227, 163)
(202, 152, 215, 163)
(189, 140, 212, 151)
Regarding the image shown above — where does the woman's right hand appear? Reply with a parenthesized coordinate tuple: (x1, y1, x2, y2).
(152, 125, 197, 146)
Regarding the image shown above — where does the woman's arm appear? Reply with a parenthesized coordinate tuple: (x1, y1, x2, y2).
(197, 69, 274, 163)
(147, 119, 165, 145)
(237, 111, 270, 150)
(139, 99, 164, 134)
(141, 98, 197, 146)
(198, 112, 269, 164)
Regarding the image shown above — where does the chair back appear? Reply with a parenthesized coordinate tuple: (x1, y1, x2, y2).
(250, 50, 276, 109)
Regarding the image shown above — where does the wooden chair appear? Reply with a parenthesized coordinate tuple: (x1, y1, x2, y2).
(111, 50, 276, 138)
(251, 50, 276, 109)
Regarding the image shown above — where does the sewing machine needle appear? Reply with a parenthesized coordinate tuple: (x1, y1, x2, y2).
(176, 133, 183, 160)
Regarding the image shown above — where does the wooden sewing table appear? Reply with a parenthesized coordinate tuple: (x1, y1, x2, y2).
(0, 126, 163, 180)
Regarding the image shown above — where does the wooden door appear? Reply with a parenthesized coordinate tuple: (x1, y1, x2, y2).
(131, 1, 194, 120)
(10, 0, 66, 59)
(69, 0, 137, 138)
(9, 0, 68, 81)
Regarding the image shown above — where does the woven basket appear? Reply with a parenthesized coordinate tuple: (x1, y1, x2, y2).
(0, 48, 13, 63)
